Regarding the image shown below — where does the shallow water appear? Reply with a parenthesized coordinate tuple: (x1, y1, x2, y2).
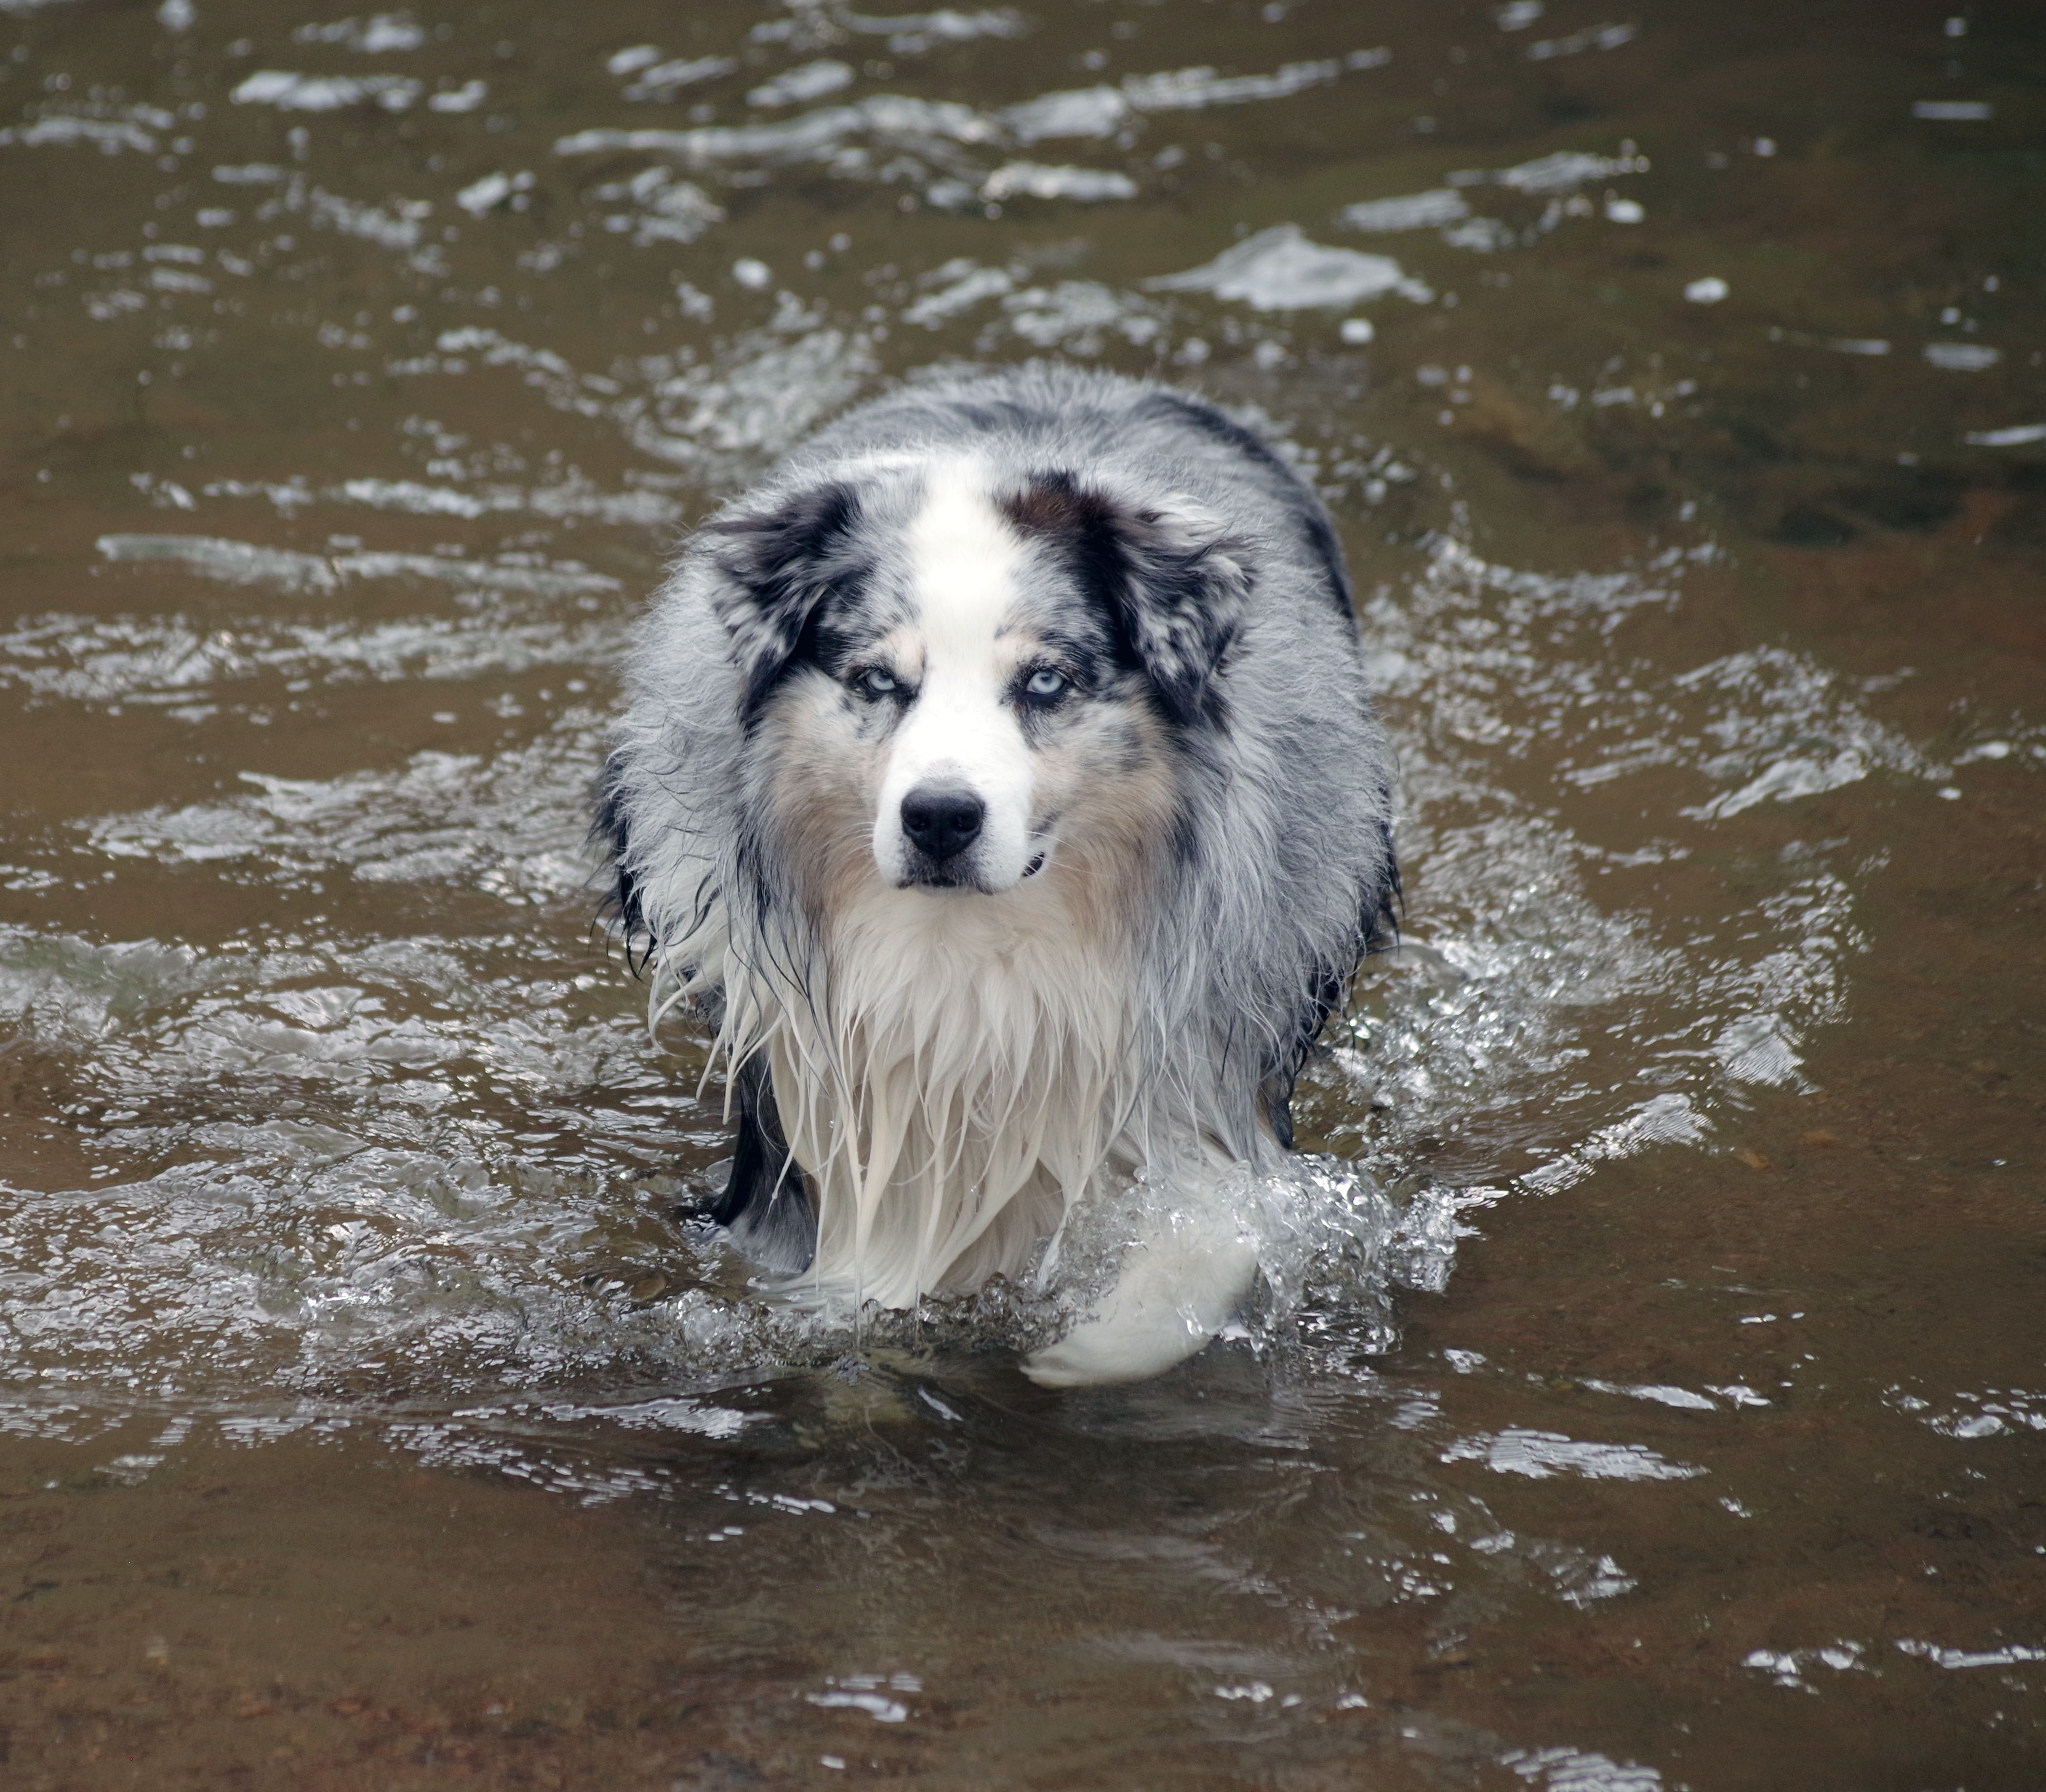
(2, 0, 2043, 1785)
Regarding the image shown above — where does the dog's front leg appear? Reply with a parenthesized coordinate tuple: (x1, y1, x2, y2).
(1021, 1158, 1259, 1387)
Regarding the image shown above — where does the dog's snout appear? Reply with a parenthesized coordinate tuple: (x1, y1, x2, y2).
(900, 785, 985, 862)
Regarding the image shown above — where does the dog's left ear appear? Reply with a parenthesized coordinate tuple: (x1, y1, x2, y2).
(1002, 473, 1253, 727)
(702, 479, 863, 718)
(1106, 496, 1254, 727)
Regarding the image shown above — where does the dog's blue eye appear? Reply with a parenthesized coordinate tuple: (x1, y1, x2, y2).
(855, 668, 899, 698)
(1023, 668, 1068, 700)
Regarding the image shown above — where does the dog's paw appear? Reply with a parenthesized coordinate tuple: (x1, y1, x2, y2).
(1021, 1232, 1258, 1388)
(1021, 1311, 1214, 1387)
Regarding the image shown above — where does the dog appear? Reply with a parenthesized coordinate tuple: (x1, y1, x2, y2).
(593, 364, 1396, 1386)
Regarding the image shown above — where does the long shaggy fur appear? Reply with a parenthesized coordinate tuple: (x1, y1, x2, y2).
(595, 365, 1396, 1369)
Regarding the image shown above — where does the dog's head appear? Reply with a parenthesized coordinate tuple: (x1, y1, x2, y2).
(704, 460, 1251, 902)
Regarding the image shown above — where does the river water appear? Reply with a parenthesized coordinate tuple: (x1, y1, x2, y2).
(2, 0, 2042, 1786)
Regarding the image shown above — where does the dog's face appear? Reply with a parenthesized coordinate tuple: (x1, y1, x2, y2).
(858, 473, 1072, 892)
(706, 461, 1251, 910)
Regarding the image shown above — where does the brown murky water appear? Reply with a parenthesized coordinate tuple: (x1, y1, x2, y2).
(2, 0, 2043, 1786)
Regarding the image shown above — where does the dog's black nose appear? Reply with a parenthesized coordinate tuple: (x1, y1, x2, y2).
(900, 785, 984, 862)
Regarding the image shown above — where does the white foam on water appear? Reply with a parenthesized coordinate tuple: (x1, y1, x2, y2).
(531, 1395, 759, 1436)
(205, 472, 679, 527)
(1146, 224, 1434, 309)
(1440, 1428, 1706, 1481)
(0, 611, 622, 705)
(1742, 1641, 1870, 1690)
(1965, 423, 2046, 446)
(412, 315, 875, 486)
(1340, 189, 1473, 232)
(230, 71, 422, 112)
(748, 60, 855, 108)
(835, 9, 1024, 51)
(1120, 59, 1344, 112)
(590, 166, 725, 245)
(1003, 85, 1129, 144)
(980, 162, 1137, 203)
(1523, 23, 1637, 61)
(1500, 1745, 1669, 1791)
(903, 259, 1016, 326)
(1581, 1381, 1720, 1411)
(1894, 1638, 2046, 1669)
(1004, 56, 1354, 143)
(996, 280, 1163, 351)
(292, 14, 427, 53)
(545, 51, 1379, 212)
(1888, 1385, 2046, 1438)
(0, 114, 160, 152)
(1924, 341, 2000, 370)
(88, 727, 603, 899)
(622, 323, 880, 477)
(1449, 150, 1648, 193)
(554, 95, 997, 172)
(95, 533, 618, 598)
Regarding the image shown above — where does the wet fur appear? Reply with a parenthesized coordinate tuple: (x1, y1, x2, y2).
(595, 365, 1396, 1380)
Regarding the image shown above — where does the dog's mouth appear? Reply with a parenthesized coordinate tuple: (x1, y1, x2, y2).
(899, 850, 1047, 892)
(894, 826, 1053, 892)
(1020, 819, 1058, 881)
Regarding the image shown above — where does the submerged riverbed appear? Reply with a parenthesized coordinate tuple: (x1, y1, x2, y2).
(2, 0, 2043, 1786)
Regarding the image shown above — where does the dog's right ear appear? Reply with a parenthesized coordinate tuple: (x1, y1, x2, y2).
(701, 479, 863, 719)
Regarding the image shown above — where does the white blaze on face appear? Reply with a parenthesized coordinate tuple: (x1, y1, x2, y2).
(871, 466, 1039, 891)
